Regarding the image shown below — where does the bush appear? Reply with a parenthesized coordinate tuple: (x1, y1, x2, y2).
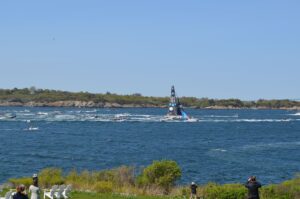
(260, 177, 300, 199)
(64, 167, 135, 192)
(9, 177, 32, 188)
(112, 166, 135, 187)
(38, 168, 64, 188)
(202, 183, 247, 199)
(66, 169, 100, 190)
(65, 169, 80, 188)
(137, 160, 181, 193)
(93, 181, 113, 193)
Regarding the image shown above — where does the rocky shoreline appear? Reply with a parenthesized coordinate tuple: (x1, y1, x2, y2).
(0, 100, 300, 110)
(0, 100, 164, 108)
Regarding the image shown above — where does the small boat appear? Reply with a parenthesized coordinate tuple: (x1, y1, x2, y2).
(0, 113, 16, 120)
(25, 120, 39, 131)
(113, 114, 129, 121)
(28, 127, 39, 131)
(161, 86, 197, 122)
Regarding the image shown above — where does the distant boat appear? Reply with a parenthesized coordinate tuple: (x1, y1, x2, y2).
(0, 113, 16, 119)
(113, 114, 129, 122)
(25, 120, 39, 131)
(28, 127, 39, 131)
(161, 86, 197, 122)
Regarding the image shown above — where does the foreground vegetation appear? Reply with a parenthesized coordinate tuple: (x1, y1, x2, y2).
(3, 160, 300, 199)
(69, 192, 171, 199)
(0, 87, 300, 109)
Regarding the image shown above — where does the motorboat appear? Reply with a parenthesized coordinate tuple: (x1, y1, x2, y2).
(25, 120, 39, 131)
(0, 113, 16, 119)
(113, 113, 129, 122)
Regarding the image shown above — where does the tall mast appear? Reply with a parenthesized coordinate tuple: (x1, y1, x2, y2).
(170, 85, 176, 105)
(168, 85, 180, 115)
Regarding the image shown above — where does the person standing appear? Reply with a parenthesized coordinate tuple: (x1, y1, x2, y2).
(245, 176, 262, 199)
(190, 182, 197, 199)
(29, 174, 40, 199)
(13, 185, 29, 199)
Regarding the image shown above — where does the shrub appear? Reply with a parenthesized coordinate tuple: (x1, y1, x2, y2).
(202, 183, 247, 199)
(260, 177, 300, 199)
(65, 169, 79, 186)
(93, 181, 113, 193)
(113, 166, 135, 187)
(38, 168, 64, 188)
(64, 166, 135, 192)
(93, 170, 115, 183)
(137, 160, 181, 193)
(9, 177, 32, 188)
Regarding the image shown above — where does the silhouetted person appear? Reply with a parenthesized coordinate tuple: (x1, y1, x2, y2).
(190, 182, 197, 199)
(13, 184, 29, 199)
(245, 176, 262, 199)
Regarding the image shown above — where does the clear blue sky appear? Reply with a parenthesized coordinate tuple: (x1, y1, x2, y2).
(0, 1, 299, 100)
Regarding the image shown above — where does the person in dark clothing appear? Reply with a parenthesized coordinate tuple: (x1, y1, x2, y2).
(190, 182, 197, 199)
(245, 176, 262, 199)
(13, 185, 29, 199)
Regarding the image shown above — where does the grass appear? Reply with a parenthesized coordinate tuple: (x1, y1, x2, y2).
(2, 181, 300, 199)
(0, 190, 174, 199)
(70, 192, 176, 199)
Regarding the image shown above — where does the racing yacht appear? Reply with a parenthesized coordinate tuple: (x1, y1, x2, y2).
(161, 86, 197, 122)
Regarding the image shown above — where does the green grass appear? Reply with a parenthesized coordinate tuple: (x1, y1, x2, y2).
(70, 192, 172, 199)
(0, 190, 176, 199)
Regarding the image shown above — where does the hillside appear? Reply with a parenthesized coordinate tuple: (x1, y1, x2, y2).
(0, 88, 299, 109)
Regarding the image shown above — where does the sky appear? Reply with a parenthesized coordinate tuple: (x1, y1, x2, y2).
(0, 1, 299, 100)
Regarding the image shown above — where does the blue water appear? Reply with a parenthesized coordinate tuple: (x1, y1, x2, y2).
(0, 107, 299, 185)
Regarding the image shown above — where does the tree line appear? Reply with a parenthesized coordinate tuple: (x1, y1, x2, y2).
(0, 88, 299, 109)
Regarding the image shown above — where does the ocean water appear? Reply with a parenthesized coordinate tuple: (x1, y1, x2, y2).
(0, 107, 299, 185)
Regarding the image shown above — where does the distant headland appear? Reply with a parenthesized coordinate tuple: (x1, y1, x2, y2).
(0, 88, 299, 110)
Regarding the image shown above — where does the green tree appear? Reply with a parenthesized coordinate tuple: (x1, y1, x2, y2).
(137, 160, 181, 193)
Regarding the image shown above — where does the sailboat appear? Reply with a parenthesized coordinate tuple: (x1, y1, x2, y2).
(161, 86, 197, 122)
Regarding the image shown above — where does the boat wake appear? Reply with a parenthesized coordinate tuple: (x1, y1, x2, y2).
(290, 112, 300, 116)
(203, 114, 239, 118)
(242, 141, 300, 150)
(0, 109, 300, 123)
(24, 127, 39, 131)
(199, 118, 298, 123)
